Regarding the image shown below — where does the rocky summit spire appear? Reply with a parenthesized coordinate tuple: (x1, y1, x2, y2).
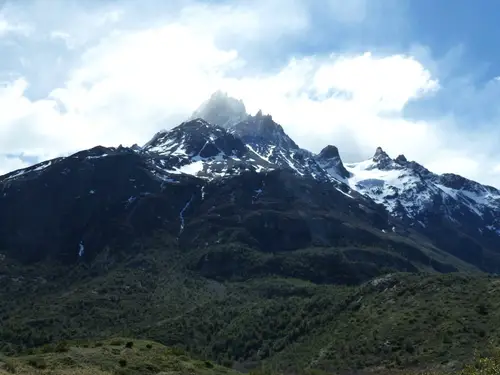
(395, 154, 408, 164)
(191, 91, 249, 128)
(316, 145, 350, 179)
(373, 146, 389, 159)
(318, 145, 341, 160)
(371, 146, 396, 170)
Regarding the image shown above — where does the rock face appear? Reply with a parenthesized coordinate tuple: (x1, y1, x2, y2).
(315, 145, 351, 181)
(2, 92, 500, 276)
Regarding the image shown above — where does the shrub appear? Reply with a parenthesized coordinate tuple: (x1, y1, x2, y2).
(55, 341, 70, 352)
(461, 349, 500, 375)
(27, 356, 47, 369)
(168, 347, 186, 356)
(2, 358, 17, 373)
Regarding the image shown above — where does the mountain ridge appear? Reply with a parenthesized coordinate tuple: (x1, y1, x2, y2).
(2, 93, 500, 273)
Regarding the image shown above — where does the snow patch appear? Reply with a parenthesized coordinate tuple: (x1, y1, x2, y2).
(335, 187, 354, 199)
(78, 241, 85, 257)
(4, 169, 26, 181)
(32, 161, 53, 171)
(179, 196, 194, 235)
(179, 160, 204, 176)
(125, 196, 136, 207)
(87, 154, 108, 159)
(487, 225, 500, 235)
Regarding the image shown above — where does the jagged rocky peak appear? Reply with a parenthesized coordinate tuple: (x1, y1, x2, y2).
(395, 154, 408, 163)
(315, 145, 350, 179)
(231, 111, 299, 150)
(369, 146, 398, 171)
(254, 109, 273, 121)
(191, 90, 249, 128)
(373, 146, 390, 160)
(318, 145, 341, 160)
(191, 92, 298, 151)
(393, 154, 433, 178)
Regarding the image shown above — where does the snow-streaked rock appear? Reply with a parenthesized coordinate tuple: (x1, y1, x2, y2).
(345, 148, 500, 235)
(143, 119, 273, 180)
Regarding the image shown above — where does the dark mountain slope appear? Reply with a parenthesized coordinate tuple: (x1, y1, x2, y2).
(0, 116, 473, 277)
(0, 145, 199, 263)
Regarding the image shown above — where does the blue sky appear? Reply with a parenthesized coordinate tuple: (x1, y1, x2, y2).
(1, 0, 500, 186)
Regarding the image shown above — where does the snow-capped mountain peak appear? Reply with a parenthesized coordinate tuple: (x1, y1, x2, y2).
(370, 146, 400, 171)
(373, 146, 387, 158)
(143, 119, 239, 156)
(342, 146, 500, 244)
(191, 91, 249, 128)
(142, 119, 272, 180)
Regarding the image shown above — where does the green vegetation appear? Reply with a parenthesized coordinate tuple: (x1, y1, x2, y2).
(2, 340, 500, 375)
(0, 339, 236, 375)
(0, 236, 497, 374)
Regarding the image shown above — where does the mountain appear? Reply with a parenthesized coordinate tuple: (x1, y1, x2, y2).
(188, 92, 500, 272)
(2, 92, 500, 272)
(315, 144, 351, 181)
(0, 125, 444, 278)
(142, 118, 273, 178)
(344, 147, 500, 271)
(2, 91, 500, 373)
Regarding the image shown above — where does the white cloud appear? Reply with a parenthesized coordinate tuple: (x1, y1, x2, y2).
(0, 15, 31, 37)
(312, 53, 439, 111)
(0, 0, 499, 187)
(176, 0, 309, 43)
(218, 53, 441, 161)
(0, 155, 29, 173)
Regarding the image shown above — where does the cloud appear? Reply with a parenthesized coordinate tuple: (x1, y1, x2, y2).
(0, 15, 31, 38)
(0, 0, 500, 187)
(0, 154, 29, 173)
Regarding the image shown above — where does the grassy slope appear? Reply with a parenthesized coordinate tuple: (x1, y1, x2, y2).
(0, 339, 237, 375)
(2, 339, 500, 375)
